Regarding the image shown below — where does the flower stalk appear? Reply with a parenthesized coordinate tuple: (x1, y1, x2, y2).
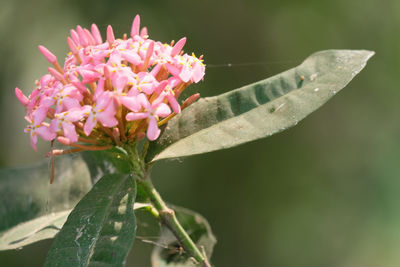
(126, 146, 211, 267)
(137, 177, 211, 267)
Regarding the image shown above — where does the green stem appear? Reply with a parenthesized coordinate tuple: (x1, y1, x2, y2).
(126, 145, 210, 266)
(137, 177, 211, 267)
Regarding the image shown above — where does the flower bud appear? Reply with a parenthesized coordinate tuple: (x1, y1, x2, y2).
(131, 15, 140, 37)
(91, 23, 103, 44)
(38, 45, 57, 63)
(107, 25, 115, 46)
(15, 88, 29, 106)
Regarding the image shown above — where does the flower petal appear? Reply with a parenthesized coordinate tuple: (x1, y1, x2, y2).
(97, 103, 118, 128)
(154, 103, 171, 117)
(166, 94, 181, 113)
(33, 107, 48, 124)
(146, 116, 160, 141)
(126, 112, 148, 121)
(84, 113, 97, 136)
(62, 122, 78, 143)
(36, 126, 56, 141)
(121, 96, 141, 112)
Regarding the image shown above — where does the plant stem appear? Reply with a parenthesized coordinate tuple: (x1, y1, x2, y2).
(137, 177, 211, 267)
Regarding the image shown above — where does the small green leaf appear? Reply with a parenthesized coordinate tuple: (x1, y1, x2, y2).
(151, 206, 216, 267)
(0, 155, 92, 250)
(146, 50, 374, 162)
(44, 173, 136, 267)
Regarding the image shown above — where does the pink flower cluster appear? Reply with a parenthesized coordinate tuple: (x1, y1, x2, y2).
(15, 15, 204, 153)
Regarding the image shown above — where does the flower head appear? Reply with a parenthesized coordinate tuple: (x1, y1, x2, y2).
(15, 15, 205, 153)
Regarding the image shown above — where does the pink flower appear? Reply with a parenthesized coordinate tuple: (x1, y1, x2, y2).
(83, 92, 118, 136)
(50, 108, 86, 143)
(128, 72, 159, 95)
(167, 54, 205, 83)
(24, 107, 56, 150)
(51, 85, 83, 113)
(16, 14, 205, 152)
(126, 95, 171, 141)
(152, 79, 181, 113)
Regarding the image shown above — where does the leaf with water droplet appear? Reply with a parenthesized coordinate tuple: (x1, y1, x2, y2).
(146, 50, 374, 162)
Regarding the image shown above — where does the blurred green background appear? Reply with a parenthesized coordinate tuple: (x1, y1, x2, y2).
(1, 0, 400, 266)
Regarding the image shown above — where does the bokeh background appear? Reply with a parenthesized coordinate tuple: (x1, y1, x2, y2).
(1, 0, 400, 266)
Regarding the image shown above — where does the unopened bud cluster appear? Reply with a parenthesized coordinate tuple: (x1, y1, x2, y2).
(15, 15, 204, 153)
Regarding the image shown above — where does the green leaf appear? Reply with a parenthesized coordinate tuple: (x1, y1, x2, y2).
(81, 148, 131, 184)
(0, 155, 92, 250)
(0, 210, 71, 250)
(151, 206, 216, 267)
(44, 173, 136, 267)
(146, 50, 374, 162)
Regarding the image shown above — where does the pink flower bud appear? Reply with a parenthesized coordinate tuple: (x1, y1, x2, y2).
(48, 67, 65, 83)
(15, 87, 29, 106)
(140, 27, 148, 38)
(143, 41, 154, 68)
(84, 29, 96, 45)
(181, 93, 200, 109)
(171, 37, 186, 57)
(67, 37, 78, 54)
(76, 26, 89, 47)
(57, 136, 71, 145)
(131, 15, 140, 37)
(70, 29, 80, 45)
(91, 23, 103, 44)
(107, 25, 115, 46)
(38, 45, 57, 63)
(46, 149, 64, 157)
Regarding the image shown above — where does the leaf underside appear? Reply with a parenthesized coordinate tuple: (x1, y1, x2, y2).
(146, 50, 374, 162)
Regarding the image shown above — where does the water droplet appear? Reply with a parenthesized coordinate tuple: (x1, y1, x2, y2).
(310, 73, 318, 81)
(275, 103, 285, 112)
(314, 88, 320, 92)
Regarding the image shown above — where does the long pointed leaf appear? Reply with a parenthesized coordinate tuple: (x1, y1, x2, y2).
(44, 173, 136, 267)
(146, 50, 374, 162)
